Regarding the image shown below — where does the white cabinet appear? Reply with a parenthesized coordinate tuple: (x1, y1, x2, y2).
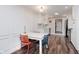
(72, 6, 79, 19)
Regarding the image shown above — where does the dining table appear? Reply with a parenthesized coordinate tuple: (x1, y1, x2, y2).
(21, 32, 48, 54)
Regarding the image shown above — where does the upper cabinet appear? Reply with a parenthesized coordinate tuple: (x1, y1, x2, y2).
(72, 6, 79, 19)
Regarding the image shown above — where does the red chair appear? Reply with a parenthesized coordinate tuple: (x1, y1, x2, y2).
(20, 35, 32, 53)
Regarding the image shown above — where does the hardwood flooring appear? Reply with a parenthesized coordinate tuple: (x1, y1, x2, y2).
(47, 35, 78, 54)
(12, 35, 78, 54)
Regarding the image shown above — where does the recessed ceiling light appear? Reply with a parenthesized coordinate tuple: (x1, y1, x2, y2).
(54, 12, 59, 15)
(65, 6, 68, 9)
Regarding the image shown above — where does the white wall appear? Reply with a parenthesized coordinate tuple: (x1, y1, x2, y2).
(68, 15, 73, 29)
(71, 20, 77, 49)
(0, 6, 39, 53)
(71, 5, 79, 51)
(51, 18, 55, 34)
(67, 15, 77, 48)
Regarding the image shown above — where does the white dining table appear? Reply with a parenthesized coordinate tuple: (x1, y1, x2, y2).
(21, 32, 48, 54)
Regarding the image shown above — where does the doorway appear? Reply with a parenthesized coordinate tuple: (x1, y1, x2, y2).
(55, 19, 62, 34)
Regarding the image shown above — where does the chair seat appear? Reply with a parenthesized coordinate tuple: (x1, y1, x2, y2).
(22, 42, 31, 45)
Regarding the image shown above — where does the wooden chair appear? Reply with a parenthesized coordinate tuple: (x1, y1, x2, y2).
(20, 35, 32, 53)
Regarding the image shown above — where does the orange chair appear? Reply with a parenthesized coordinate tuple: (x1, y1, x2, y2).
(20, 35, 32, 53)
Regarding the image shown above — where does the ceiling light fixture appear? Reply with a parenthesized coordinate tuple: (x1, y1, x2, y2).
(37, 5, 47, 12)
(54, 12, 59, 15)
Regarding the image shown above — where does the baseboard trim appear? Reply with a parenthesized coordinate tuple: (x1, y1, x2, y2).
(77, 50, 79, 53)
(70, 41, 78, 54)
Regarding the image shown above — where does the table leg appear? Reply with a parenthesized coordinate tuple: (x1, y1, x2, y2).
(39, 40, 42, 54)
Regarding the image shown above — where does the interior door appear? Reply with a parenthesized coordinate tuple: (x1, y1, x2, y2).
(55, 19, 62, 33)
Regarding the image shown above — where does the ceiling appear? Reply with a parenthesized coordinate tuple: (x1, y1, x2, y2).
(24, 5, 72, 17)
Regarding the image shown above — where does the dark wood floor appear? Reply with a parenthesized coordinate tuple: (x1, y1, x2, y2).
(12, 35, 78, 54)
(47, 35, 78, 54)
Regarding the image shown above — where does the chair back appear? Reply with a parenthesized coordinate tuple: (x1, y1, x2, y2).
(42, 35, 48, 45)
(20, 35, 29, 43)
